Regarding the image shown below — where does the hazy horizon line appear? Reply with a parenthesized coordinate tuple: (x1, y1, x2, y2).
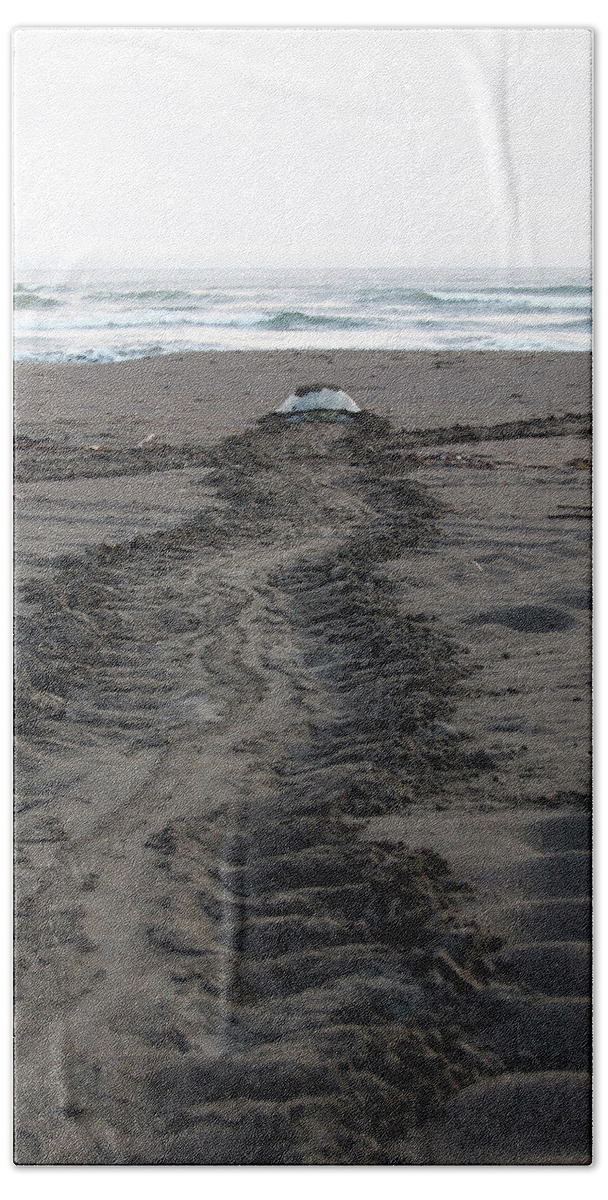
(14, 263, 592, 284)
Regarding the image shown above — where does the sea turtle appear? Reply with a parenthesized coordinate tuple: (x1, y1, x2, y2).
(275, 383, 360, 415)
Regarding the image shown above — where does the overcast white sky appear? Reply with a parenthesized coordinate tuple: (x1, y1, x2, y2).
(13, 27, 591, 278)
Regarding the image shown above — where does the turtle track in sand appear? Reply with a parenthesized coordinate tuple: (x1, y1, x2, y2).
(388, 810, 591, 1164)
(14, 410, 590, 483)
(14, 412, 584, 1164)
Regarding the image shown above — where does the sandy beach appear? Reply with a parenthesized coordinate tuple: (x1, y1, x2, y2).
(14, 349, 591, 1164)
(15, 348, 590, 449)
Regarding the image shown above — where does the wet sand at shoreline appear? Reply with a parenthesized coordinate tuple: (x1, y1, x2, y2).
(14, 350, 591, 1164)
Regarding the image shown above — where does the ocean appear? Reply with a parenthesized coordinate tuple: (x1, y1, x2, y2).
(13, 270, 591, 363)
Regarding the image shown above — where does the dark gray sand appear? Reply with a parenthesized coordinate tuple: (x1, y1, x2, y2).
(14, 351, 591, 1164)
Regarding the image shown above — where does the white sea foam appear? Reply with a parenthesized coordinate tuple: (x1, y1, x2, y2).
(13, 271, 591, 362)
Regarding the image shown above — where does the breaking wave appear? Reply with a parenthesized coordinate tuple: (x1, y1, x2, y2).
(258, 310, 365, 331)
(13, 271, 592, 359)
(13, 287, 60, 310)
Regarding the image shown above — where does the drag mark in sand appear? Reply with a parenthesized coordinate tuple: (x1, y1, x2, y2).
(15, 412, 569, 1163)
